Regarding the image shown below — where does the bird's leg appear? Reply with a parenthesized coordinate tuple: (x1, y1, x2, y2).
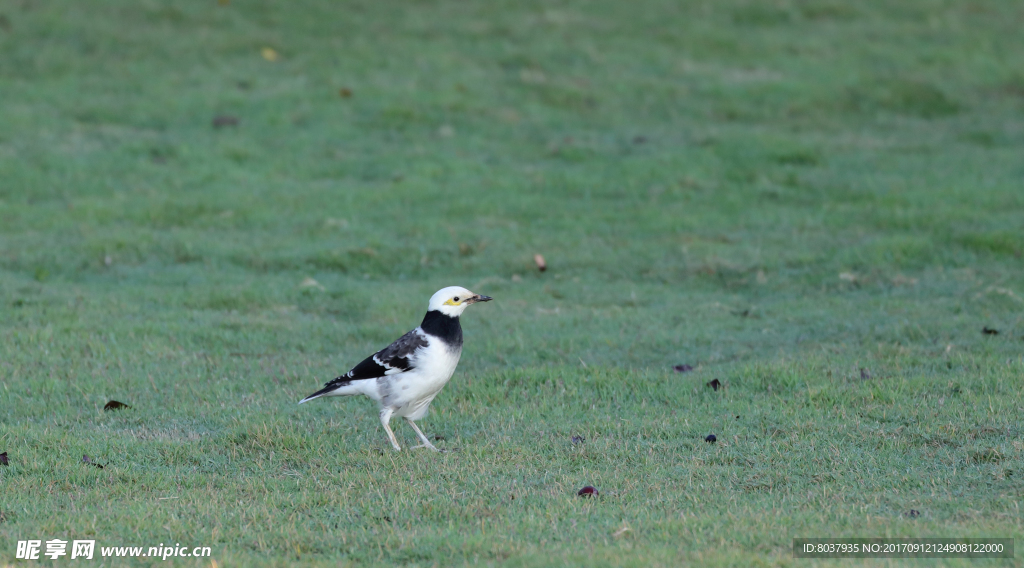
(379, 408, 401, 451)
(405, 418, 442, 452)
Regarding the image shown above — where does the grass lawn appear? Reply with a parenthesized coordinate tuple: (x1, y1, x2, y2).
(2, 0, 1023, 565)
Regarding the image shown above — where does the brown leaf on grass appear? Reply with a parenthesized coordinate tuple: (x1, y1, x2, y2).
(577, 486, 598, 497)
(104, 400, 131, 411)
(673, 364, 694, 373)
(534, 254, 547, 272)
(0, 451, 8, 466)
(339, 87, 353, 98)
(982, 326, 1000, 335)
(212, 115, 239, 128)
(706, 378, 721, 391)
(82, 455, 104, 469)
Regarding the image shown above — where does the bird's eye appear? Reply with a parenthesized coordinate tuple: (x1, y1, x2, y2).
(453, 296, 460, 302)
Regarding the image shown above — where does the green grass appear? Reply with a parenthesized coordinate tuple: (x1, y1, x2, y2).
(2, 0, 1024, 566)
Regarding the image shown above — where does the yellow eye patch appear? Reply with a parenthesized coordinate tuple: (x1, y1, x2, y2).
(443, 298, 462, 306)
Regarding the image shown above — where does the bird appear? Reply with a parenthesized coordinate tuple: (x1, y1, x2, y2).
(299, 286, 492, 452)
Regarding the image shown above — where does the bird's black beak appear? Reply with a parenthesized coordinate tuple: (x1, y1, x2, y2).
(469, 294, 493, 304)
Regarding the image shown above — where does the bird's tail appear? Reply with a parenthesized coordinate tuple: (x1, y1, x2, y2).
(298, 378, 357, 404)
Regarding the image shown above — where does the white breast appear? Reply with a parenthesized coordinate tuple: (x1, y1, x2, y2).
(385, 337, 462, 419)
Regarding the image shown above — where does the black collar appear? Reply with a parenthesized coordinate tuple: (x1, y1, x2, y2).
(420, 310, 463, 348)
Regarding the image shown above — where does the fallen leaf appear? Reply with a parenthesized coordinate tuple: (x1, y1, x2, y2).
(339, 87, 352, 98)
(673, 364, 694, 373)
(212, 115, 239, 128)
(82, 455, 104, 469)
(577, 486, 599, 497)
(982, 327, 1000, 335)
(103, 400, 131, 411)
(261, 47, 279, 62)
(0, 452, 8, 466)
(534, 254, 547, 272)
(706, 378, 721, 391)
(705, 434, 717, 444)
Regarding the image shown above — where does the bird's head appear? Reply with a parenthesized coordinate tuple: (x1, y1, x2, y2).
(428, 286, 492, 317)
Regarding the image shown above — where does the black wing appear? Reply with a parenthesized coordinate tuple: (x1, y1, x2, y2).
(302, 328, 429, 400)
